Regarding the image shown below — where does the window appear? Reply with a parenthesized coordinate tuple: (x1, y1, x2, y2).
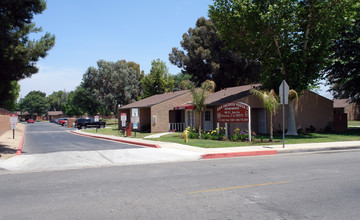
(205, 110, 211, 121)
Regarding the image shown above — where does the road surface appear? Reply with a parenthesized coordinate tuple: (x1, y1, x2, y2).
(0, 149, 359, 219)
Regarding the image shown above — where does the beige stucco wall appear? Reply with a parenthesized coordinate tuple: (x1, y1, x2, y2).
(150, 92, 192, 133)
(206, 91, 333, 135)
(272, 90, 333, 132)
(139, 108, 151, 130)
(0, 115, 11, 136)
(345, 103, 360, 120)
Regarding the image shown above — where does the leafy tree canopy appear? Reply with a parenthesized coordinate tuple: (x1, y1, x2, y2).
(62, 91, 84, 117)
(19, 90, 49, 116)
(141, 59, 174, 98)
(325, 8, 360, 103)
(82, 60, 142, 115)
(209, 0, 356, 93)
(169, 17, 260, 90)
(47, 90, 68, 111)
(0, 0, 55, 107)
(71, 86, 101, 117)
(173, 72, 192, 91)
(2, 81, 20, 111)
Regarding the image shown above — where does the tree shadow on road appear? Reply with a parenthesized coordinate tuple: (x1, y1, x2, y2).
(0, 144, 17, 155)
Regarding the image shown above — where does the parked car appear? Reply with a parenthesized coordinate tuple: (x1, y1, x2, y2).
(27, 119, 35, 123)
(58, 118, 68, 126)
(75, 118, 106, 130)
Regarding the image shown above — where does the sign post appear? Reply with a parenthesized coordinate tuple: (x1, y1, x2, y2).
(10, 114, 18, 139)
(121, 113, 127, 127)
(216, 102, 251, 141)
(131, 108, 139, 137)
(279, 80, 289, 148)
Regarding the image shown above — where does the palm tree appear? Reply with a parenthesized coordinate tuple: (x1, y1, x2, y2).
(251, 89, 279, 141)
(180, 80, 216, 139)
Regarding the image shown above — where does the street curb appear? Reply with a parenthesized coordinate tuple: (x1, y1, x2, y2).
(277, 146, 360, 154)
(16, 125, 26, 155)
(201, 150, 278, 159)
(69, 131, 161, 148)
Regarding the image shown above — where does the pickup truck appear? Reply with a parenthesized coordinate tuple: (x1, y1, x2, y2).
(75, 118, 106, 130)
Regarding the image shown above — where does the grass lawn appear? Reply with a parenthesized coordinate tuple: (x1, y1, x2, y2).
(83, 127, 360, 148)
(150, 128, 360, 148)
(348, 120, 360, 127)
(102, 119, 118, 128)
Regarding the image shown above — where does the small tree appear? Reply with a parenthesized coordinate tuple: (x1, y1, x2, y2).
(141, 59, 174, 98)
(251, 89, 279, 141)
(180, 80, 216, 139)
(19, 91, 49, 118)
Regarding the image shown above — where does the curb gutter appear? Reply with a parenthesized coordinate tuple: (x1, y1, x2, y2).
(277, 146, 360, 154)
(16, 125, 26, 155)
(70, 131, 161, 148)
(201, 150, 278, 159)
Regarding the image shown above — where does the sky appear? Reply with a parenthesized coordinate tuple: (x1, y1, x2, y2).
(18, 0, 333, 99)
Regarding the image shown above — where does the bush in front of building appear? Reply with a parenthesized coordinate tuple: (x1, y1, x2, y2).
(231, 128, 257, 142)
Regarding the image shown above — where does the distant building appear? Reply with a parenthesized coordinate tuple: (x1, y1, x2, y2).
(47, 111, 65, 121)
(119, 84, 334, 134)
(334, 99, 360, 121)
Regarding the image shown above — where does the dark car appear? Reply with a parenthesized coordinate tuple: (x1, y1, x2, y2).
(75, 118, 106, 130)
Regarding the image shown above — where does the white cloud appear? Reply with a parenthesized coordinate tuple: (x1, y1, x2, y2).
(18, 65, 83, 98)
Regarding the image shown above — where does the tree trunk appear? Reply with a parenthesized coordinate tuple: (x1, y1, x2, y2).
(198, 111, 202, 139)
(286, 100, 298, 136)
(269, 114, 273, 142)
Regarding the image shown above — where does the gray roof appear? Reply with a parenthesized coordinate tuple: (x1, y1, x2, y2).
(206, 84, 262, 105)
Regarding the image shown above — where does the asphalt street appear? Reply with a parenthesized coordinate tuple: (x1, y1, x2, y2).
(23, 122, 142, 154)
(0, 149, 359, 219)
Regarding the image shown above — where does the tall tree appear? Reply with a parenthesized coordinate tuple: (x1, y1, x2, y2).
(210, 0, 355, 136)
(251, 89, 279, 141)
(71, 86, 101, 117)
(169, 17, 260, 90)
(19, 90, 49, 117)
(2, 81, 20, 111)
(325, 12, 360, 103)
(82, 60, 142, 115)
(0, 0, 55, 107)
(209, 0, 355, 92)
(47, 90, 68, 111)
(141, 59, 174, 98)
(180, 80, 216, 139)
(62, 91, 84, 117)
(173, 72, 192, 91)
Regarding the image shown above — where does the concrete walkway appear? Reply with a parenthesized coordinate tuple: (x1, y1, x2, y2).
(1, 130, 360, 173)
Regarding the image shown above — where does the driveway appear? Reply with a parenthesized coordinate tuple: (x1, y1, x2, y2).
(0, 122, 202, 172)
(23, 122, 142, 154)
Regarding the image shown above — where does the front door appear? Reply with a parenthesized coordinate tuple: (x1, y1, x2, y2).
(185, 110, 195, 129)
(203, 109, 213, 131)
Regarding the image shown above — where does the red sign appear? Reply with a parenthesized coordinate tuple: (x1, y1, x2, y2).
(216, 102, 249, 123)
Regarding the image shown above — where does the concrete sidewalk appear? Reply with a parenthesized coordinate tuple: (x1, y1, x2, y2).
(72, 130, 360, 158)
(1, 130, 359, 173)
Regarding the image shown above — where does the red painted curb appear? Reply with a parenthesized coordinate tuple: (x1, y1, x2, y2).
(201, 150, 278, 159)
(70, 131, 161, 148)
(16, 125, 26, 155)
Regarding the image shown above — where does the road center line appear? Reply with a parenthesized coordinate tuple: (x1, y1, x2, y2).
(188, 181, 292, 194)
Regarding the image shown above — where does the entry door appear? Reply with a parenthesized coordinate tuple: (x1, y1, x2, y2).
(203, 109, 213, 131)
(185, 110, 195, 128)
(258, 108, 267, 134)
